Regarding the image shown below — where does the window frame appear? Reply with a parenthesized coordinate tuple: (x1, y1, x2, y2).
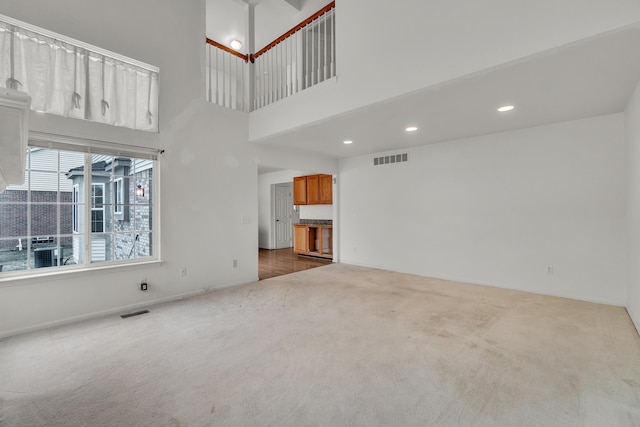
(0, 134, 161, 280)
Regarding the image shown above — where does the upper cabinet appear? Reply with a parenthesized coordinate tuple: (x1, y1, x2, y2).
(293, 176, 308, 205)
(307, 175, 320, 204)
(319, 174, 332, 204)
(293, 174, 332, 205)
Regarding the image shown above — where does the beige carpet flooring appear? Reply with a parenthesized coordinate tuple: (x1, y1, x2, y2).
(1, 264, 640, 426)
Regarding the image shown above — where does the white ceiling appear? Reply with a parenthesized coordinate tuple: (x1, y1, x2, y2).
(252, 24, 640, 159)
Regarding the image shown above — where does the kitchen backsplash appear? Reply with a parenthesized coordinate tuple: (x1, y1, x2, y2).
(298, 204, 332, 220)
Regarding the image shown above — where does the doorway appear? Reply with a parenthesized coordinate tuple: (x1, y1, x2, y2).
(257, 168, 335, 280)
(273, 182, 294, 249)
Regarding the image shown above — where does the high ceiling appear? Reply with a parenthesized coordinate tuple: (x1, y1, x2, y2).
(252, 24, 640, 159)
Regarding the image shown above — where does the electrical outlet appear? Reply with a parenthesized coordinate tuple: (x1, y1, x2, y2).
(140, 281, 148, 291)
(547, 266, 554, 275)
(233, 259, 238, 268)
(180, 267, 187, 277)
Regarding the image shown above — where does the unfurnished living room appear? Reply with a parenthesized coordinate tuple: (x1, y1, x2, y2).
(1, 0, 640, 426)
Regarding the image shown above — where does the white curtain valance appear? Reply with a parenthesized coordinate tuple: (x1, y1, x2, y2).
(0, 16, 159, 132)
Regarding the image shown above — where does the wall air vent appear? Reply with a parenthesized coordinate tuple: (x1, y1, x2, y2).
(120, 310, 150, 319)
(373, 153, 408, 166)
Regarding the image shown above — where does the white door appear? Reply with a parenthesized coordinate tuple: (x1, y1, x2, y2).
(274, 183, 293, 249)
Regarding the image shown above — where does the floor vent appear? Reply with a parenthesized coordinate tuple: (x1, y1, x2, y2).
(373, 153, 408, 166)
(120, 310, 150, 319)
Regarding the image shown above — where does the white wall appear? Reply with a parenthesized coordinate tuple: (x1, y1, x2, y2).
(206, 0, 248, 53)
(626, 81, 640, 332)
(254, 144, 337, 174)
(339, 114, 628, 305)
(0, 0, 261, 338)
(250, 0, 640, 141)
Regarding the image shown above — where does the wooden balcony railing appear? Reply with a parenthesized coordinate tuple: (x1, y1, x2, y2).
(206, 38, 248, 111)
(206, 1, 336, 112)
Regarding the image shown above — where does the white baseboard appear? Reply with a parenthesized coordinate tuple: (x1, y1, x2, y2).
(339, 259, 626, 308)
(0, 278, 258, 340)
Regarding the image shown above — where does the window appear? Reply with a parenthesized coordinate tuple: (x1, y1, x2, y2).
(114, 178, 123, 215)
(0, 14, 159, 132)
(0, 144, 158, 273)
(72, 185, 79, 233)
(91, 184, 105, 233)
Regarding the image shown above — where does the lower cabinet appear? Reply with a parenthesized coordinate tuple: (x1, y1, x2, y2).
(293, 224, 332, 259)
(293, 225, 307, 254)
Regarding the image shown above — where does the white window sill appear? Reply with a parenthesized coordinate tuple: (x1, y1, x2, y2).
(0, 259, 164, 288)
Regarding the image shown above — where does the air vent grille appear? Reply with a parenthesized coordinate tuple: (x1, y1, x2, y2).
(373, 153, 408, 166)
(120, 310, 150, 319)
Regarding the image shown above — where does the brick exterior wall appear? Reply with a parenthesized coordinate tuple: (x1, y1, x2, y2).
(112, 169, 153, 259)
(0, 190, 73, 250)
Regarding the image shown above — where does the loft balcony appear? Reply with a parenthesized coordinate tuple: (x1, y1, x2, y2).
(206, 1, 335, 112)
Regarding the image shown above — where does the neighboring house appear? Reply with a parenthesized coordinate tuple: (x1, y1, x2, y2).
(66, 157, 153, 264)
(0, 150, 152, 265)
(0, 148, 73, 252)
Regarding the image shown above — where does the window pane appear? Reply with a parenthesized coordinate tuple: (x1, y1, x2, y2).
(91, 154, 112, 179)
(114, 233, 137, 260)
(111, 157, 133, 177)
(132, 176, 152, 206)
(30, 204, 59, 237)
(59, 151, 85, 173)
(0, 189, 27, 203)
(71, 234, 85, 264)
(90, 234, 111, 263)
(29, 171, 59, 194)
(0, 204, 28, 238)
(135, 204, 153, 231)
(32, 237, 64, 270)
(0, 237, 28, 272)
(135, 232, 152, 258)
(91, 210, 104, 233)
(59, 172, 75, 193)
(58, 235, 76, 266)
(103, 205, 115, 233)
(92, 184, 104, 206)
(29, 148, 58, 172)
(72, 203, 85, 234)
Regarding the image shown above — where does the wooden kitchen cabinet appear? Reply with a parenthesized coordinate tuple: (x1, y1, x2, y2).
(294, 174, 332, 205)
(319, 174, 332, 204)
(293, 225, 307, 253)
(293, 176, 307, 205)
(293, 224, 332, 259)
(306, 175, 320, 204)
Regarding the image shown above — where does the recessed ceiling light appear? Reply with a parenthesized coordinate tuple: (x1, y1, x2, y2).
(405, 126, 418, 132)
(343, 140, 353, 145)
(497, 105, 515, 112)
(230, 39, 242, 51)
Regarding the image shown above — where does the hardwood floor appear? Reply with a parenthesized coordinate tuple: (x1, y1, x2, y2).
(259, 247, 332, 280)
